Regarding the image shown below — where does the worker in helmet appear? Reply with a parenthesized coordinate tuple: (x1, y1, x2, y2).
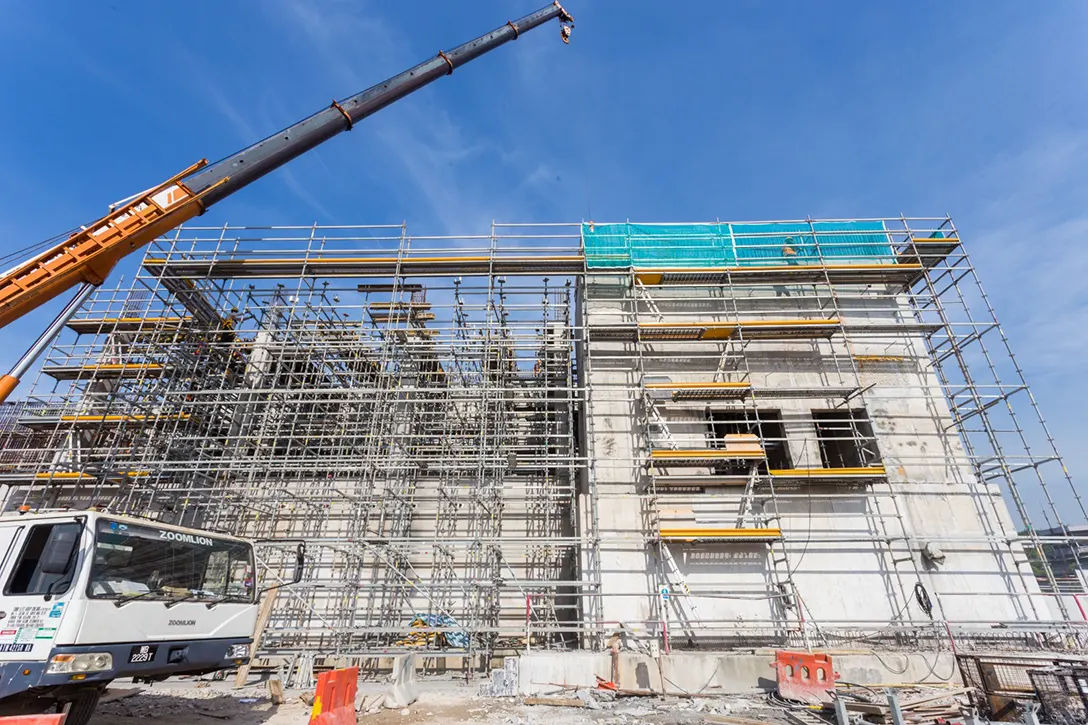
(775, 237, 800, 297)
(782, 238, 799, 263)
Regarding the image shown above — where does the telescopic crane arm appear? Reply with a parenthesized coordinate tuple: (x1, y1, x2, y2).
(0, 2, 573, 402)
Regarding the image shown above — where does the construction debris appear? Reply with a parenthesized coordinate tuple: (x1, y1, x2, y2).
(523, 696, 587, 708)
(837, 687, 973, 724)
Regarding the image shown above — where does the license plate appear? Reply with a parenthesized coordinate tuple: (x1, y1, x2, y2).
(129, 645, 157, 663)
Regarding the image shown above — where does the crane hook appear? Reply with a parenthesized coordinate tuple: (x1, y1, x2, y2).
(553, 1, 574, 44)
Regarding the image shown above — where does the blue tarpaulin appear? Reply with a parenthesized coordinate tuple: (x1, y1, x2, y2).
(583, 220, 893, 269)
(401, 613, 469, 649)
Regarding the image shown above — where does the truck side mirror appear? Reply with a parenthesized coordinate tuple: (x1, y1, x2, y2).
(40, 525, 80, 575)
(257, 542, 305, 598)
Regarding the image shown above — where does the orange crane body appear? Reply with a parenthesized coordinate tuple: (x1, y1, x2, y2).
(0, 161, 218, 329)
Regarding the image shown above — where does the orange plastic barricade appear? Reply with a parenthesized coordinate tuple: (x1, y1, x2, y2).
(309, 666, 358, 725)
(774, 651, 838, 704)
(0, 716, 66, 724)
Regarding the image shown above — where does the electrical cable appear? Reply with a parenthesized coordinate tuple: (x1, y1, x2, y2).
(0, 228, 81, 272)
(0, 239, 58, 266)
(802, 580, 921, 645)
(786, 479, 814, 577)
(914, 581, 934, 618)
(661, 660, 721, 697)
(805, 580, 957, 683)
(871, 649, 911, 675)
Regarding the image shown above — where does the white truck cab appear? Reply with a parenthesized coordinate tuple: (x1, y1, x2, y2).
(0, 510, 266, 723)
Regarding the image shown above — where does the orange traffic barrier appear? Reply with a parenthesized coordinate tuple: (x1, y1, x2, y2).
(309, 666, 358, 725)
(773, 650, 838, 704)
(0, 715, 66, 724)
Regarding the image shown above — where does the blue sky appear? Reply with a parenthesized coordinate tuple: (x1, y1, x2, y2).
(1, 2, 1086, 513)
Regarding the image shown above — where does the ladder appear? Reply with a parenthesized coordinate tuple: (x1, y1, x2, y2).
(658, 540, 705, 640)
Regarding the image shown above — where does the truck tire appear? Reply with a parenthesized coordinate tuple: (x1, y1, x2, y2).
(60, 690, 100, 725)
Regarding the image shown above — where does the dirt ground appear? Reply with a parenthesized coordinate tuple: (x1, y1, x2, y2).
(89, 685, 312, 724)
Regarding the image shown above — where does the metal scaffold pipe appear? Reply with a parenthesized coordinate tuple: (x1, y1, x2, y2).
(0, 283, 96, 402)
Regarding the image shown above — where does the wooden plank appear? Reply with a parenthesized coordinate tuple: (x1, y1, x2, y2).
(267, 677, 285, 706)
(900, 686, 971, 710)
(843, 700, 889, 715)
(234, 589, 279, 688)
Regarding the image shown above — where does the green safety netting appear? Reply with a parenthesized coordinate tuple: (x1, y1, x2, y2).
(582, 221, 893, 269)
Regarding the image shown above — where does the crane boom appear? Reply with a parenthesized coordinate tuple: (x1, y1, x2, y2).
(0, 2, 573, 334)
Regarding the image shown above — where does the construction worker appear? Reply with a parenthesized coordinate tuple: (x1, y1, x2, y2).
(782, 237, 799, 264)
(775, 236, 800, 297)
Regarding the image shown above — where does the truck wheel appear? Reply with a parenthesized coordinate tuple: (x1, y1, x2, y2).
(60, 690, 100, 725)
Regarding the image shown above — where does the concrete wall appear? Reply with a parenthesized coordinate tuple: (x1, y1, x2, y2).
(517, 651, 960, 695)
(581, 273, 1049, 645)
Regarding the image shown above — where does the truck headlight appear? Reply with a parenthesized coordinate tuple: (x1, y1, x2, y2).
(225, 644, 249, 659)
(47, 653, 113, 674)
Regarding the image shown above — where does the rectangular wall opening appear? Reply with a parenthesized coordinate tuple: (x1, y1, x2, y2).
(707, 408, 791, 472)
(811, 408, 881, 468)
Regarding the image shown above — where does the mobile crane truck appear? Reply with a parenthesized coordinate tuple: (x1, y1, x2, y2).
(0, 4, 574, 722)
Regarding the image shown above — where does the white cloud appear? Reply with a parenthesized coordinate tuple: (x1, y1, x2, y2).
(170, 45, 334, 221)
(268, 0, 562, 235)
(944, 128, 1088, 522)
(957, 130, 1088, 375)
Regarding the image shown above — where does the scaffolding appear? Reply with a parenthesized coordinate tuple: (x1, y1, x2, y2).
(0, 217, 1083, 668)
(0, 223, 585, 673)
(580, 217, 1087, 652)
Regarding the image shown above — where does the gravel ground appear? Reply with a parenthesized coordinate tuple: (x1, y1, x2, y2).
(88, 681, 786, 725)
(89, 684, 311, 724)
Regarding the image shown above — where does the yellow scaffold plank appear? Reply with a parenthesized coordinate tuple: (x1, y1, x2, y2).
(367, 302, 433, 310)
(143, 255, 586, 278)
(651, 449, 765, 460)
(636, 319, 839, 342)
(650, 435, 765, 462)
(86, 364, 162, 370)
(646, 382, 750, 389)
(60, 413, 191, 424)
(770, 466, 886, 478)
(659, 527, 782, 541)
(67, 316, 192, 334)
(735, 319, 840, 339)
(34, 470, 151, 480)
(638, 322, 735, 340)
(853, 355, 905, 363)
(895, 238, 961, 268)
(646, 381, 751, 401)
(43, 363, 167, 381)
(633, 263, 924, 287)
(19, 412, 191, 430)
(369, 311, 437, 321)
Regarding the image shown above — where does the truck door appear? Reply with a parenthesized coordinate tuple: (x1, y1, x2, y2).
(0, 526, 23, 578)
(0, 521, 82, 661)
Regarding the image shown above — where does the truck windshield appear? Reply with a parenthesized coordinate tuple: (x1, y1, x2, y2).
(87, 519, 254, 604)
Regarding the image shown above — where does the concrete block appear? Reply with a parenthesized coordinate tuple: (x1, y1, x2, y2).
(504, 656, 519, 683)
(615, 652, 663, 692)
(382, 653, 419, 709)
(658, 653, 775, 695)
(516, 653, 608, 695)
